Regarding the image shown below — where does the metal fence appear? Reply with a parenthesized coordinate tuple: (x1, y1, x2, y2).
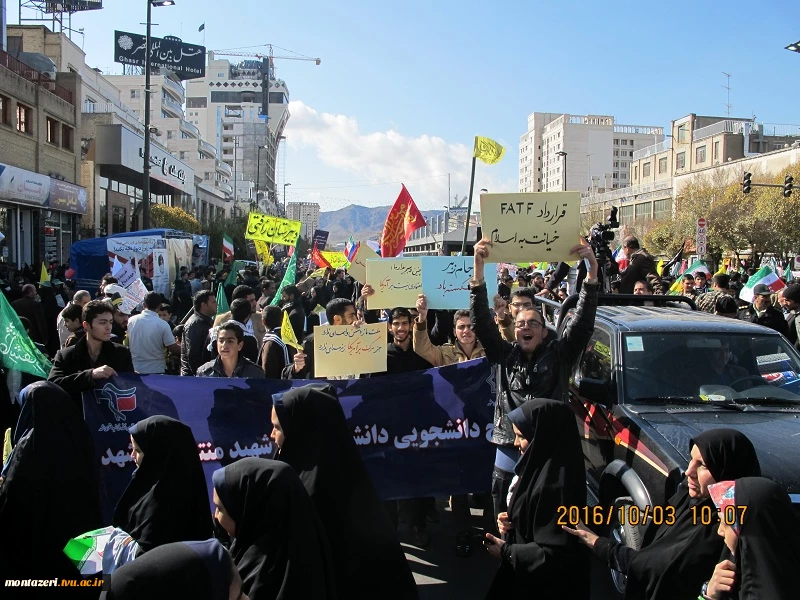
(0, 48, 73, 105)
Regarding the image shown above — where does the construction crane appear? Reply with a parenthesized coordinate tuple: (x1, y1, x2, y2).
(210, 44, 321, 76)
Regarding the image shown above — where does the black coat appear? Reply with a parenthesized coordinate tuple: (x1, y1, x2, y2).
(180, 311, 214, 376)
(11, 295, 48, 345)
(47, 335, 134, 408)
(616, 249, 664, 295)
(471, 280, 598, 447)
(738, 304, 790, 337)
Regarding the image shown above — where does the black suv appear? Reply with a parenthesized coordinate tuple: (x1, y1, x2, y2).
(558, 295, 800, 593)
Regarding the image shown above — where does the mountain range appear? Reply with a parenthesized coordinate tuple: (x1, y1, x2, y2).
(319, 205, 445, 244)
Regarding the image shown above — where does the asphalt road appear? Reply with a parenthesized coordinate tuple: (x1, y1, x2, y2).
(401, 498, 620, 599)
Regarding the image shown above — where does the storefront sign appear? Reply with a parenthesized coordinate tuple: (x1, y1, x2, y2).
(0, 163, 87, 214)
(138, 148, 187, 185)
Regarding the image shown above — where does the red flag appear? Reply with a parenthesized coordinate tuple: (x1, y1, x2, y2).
(311, 242, 332, 269)
(380, 185, 425, 257)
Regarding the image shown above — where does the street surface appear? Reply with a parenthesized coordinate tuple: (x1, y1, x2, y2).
(403, 498, 619, 599)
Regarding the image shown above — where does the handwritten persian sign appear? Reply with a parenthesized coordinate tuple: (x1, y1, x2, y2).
(366, 258, 423, 309)
(479, 192, 580, 263)
(245, 212, 302, 246)
(320, 251, 350, 269)
(348, 243, 380, 283)
(420, 256, 474, 309)
(314, 322, 388, 377)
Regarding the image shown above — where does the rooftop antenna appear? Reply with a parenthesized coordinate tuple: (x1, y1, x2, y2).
(722, 72, 732, 117)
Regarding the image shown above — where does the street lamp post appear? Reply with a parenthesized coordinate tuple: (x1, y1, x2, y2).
(556, 151, 568, 191)
(142, 0, 175, 231)
(256, 144, 267, 209)
(283, 182, 291, 215)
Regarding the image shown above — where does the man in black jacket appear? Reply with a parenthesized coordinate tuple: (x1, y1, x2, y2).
(471, 237, 599, 519)
(738, 284, 789, 336)
(180, 290, 217, 375)
(280, 284, 307, 341)
(48, 300, 134, 408)
(613, 235, 664, 294)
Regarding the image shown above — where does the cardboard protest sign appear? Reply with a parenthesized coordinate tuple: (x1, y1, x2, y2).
(420, 256, 474, 309)
(313, 322, 388, 377)
(348, 243, 380, 283)
(366, 258, 422, 309)
(479, 192, 580, 263)
(245, 212, 302, 246)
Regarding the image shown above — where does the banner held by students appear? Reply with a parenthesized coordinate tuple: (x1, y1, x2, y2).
(314, 322, 388, 377)
(479, 191, 580, 263)
(245, 212, 302, 246)
(83, 359, 495, 521)
(365, 258, 423, 309)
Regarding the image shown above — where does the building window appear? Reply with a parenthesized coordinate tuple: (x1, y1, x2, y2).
(621, 173, 627, 180)
(131, 89, 141, 99)
(16, 104, 32, 134)
(621, 139, 628, 145)
(613, 173, 619, 179)
(658, 156, 668, 173)
(614, 161, 619, 168)
(61, 124, 73, 150)
(676, 152, 686, 169)
(696, 145, 706, 163)
(98, 188, 107, 235)
(714, 141, 720, 161)
(0, 94, 9, 125)
(629, 151, 634, 157)
(630, 140, 634, 145)
(634, 166, 638, 180)
(112, 206, 127, 234)
(653, 198, 671, 221)
(614, 150, 619, 157)
(619, 204, 634, 223)
(643, 162, 651, 177)
(167, 130, 176, 139)
(635, 201, 652, 223)
(677, 124, 688, 143)
(179, 151, 188, 159)
(46, 117, 59, 145)
(613, 138, 619, 145)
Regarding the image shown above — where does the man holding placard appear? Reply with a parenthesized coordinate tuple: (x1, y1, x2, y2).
(470, 237, 600, 520)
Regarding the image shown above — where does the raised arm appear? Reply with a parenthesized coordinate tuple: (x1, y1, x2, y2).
(470, 239, 513, 364)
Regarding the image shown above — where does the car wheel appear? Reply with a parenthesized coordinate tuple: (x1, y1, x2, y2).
(608, 496, 644, 596)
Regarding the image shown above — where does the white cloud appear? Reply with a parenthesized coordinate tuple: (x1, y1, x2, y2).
(284, 101, 515, 211)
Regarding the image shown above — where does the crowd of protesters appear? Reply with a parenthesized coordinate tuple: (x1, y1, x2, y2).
(1, 237, 799, 599)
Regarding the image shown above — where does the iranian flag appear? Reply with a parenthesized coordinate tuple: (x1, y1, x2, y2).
(222, 234, 234, 263)
(682, 259, 711, 278)
(63, 527, 114, 575)
(739, 266, 786, 303)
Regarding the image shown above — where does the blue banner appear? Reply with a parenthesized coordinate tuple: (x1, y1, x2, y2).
(83, 359, 496, 522)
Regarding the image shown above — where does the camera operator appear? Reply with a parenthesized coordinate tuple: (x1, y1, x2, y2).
(608, 235, 665, 295)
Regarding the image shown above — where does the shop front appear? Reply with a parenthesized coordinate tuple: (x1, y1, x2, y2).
(90, 124, 195, 237)
(0, 162, 87, 270)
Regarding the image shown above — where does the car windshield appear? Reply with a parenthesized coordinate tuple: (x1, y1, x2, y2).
(623, 332, 800, 403)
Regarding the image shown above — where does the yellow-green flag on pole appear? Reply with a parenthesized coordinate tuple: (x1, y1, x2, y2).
(280, 311, 303, 351)
(474, 136, 506, 165)
(40, 262, 50, 284)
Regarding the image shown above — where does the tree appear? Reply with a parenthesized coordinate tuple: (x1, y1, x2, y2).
(150, 204, 201, 234)
(643, 219, 686, 256)
(202, 215, 249, 261)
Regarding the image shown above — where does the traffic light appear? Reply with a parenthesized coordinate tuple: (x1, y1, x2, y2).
(742, 172, 752, 194)
(784, 175, 794, 198)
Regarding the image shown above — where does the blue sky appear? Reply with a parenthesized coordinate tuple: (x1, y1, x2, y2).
(17, 0, 800, 210)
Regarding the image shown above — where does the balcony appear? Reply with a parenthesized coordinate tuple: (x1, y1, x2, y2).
(179, 118, 200, 139)
(0, 48, 73, 105)
(693, 120, 746, 142)
(198, 139, 216, 158)
(161, 76, 184, 101)
(215, 160, 232, 177)
(161, 95, 183, 117)
(632, 138, 672, 161)
(217, 182, 233, 195)
(83, 101, 144, 132)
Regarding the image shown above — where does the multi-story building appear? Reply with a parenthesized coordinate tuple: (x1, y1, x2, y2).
(0, 26, 86, 268)
(186, 53, 289, 216)
(8, 25, 200, 239)
(580, 113, 800, 234)
(286, 201, 319, 241)
(105, 72, 230, 225)
(518, 112, 663, 193)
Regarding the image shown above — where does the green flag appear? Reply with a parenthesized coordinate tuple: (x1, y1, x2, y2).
(224, 260, 247, 288)
(216, 280, 229, 315)
(270, 240, 298, 306)
(0, 291, 52, 378)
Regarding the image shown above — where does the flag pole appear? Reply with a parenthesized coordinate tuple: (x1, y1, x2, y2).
(460, 156, 477, 254)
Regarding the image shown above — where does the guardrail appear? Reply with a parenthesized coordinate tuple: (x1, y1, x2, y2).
(0, 48, 73, 104)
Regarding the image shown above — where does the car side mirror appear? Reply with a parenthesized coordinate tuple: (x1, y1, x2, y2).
(578, 377, 611, 405)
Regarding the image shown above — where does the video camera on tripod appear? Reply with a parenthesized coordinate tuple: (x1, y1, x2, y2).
(588, 206, 620, 292)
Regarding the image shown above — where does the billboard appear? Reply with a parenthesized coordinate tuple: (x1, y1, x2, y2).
(114, 31, 205, 80)
(45, 1, 103, 12)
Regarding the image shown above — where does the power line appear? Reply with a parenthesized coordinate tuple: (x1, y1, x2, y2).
(288, 173, 451, 190)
